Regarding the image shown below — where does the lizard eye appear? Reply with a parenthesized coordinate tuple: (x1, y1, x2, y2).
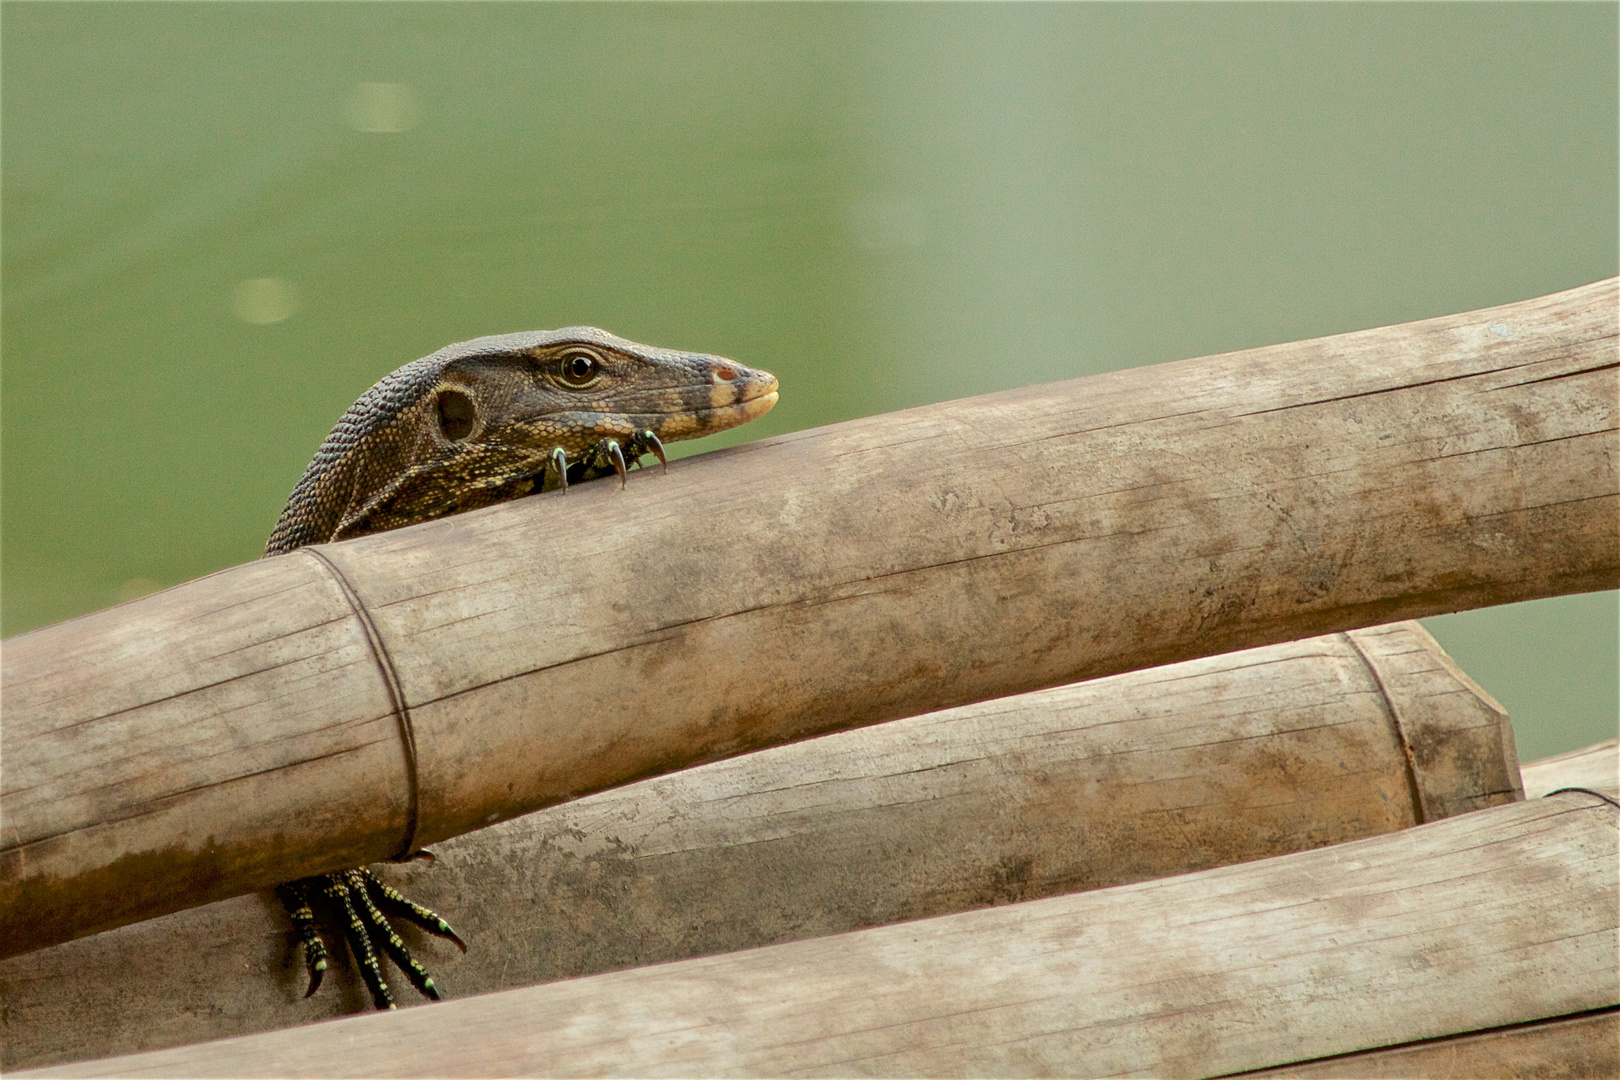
(559, 352, 601, 387)
(436, 388, 476, 442)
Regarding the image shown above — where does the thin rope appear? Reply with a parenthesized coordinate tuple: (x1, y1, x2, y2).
(303, 547, 422, 860)
(1543, 786, 1620, 809)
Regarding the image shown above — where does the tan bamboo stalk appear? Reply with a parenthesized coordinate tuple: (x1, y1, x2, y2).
(3, 278, 1615, 956)
(0, 621, 1521, 1070)
(21, 793, 1617, 1079)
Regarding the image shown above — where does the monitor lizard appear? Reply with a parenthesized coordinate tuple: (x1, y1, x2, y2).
(264, 327, 778, 1010)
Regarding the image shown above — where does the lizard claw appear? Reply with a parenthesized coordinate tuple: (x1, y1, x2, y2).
(641, 430, 667, 472)
(606, 440, 628, 487)
(549, 447, 569, 493)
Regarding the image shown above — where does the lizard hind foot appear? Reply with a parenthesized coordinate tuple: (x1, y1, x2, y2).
(276, 868, 462, 1011)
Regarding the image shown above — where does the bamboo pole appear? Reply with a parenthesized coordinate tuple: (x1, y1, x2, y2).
(3, 278, 1615, 955)
(22, 793, 1617, 1079)
(0, 621, 1521, 1070)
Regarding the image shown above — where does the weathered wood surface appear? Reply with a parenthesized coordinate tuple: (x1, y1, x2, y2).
(24, 793, 1617, 1079)
(0, 621, 1521, 1071)
(1235, 1009, 1620, 1079)
(1522, 737, 1619, 800)
(4, 279, 1615, 956)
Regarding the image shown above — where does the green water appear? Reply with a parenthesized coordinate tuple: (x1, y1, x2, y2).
(4, 3, 1616, 759)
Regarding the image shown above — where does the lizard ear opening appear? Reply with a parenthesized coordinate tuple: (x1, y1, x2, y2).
(436, 388, 477, 442)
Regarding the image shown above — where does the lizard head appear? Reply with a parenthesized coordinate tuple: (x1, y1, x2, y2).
(431, 326, 779, 460)
(266, 328, 778, 553)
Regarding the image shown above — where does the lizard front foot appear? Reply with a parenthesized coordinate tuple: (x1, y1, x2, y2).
(277, 868, 465, 1011)
(553, 431, 668, 491)
(573, 433, 667, 488)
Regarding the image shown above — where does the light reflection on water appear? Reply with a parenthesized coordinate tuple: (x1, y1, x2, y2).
(231, 278, 303, 324)
(344, 82, 419, 134)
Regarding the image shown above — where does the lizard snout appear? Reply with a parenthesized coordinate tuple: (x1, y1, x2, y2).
(705, 361, 778, 407)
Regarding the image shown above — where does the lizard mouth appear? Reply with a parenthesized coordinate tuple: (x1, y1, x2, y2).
(692, 386, 779, 427)
(653, 369, 779, 441)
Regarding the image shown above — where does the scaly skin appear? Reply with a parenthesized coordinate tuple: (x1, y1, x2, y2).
(267, 328, 777, 1008)
(268, 327, 779, 555)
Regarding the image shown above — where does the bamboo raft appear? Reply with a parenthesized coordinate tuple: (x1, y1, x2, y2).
(3, 279, 1616, 1076)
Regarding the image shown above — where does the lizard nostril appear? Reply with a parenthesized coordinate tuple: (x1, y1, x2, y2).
(713, 366, 736, 381)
